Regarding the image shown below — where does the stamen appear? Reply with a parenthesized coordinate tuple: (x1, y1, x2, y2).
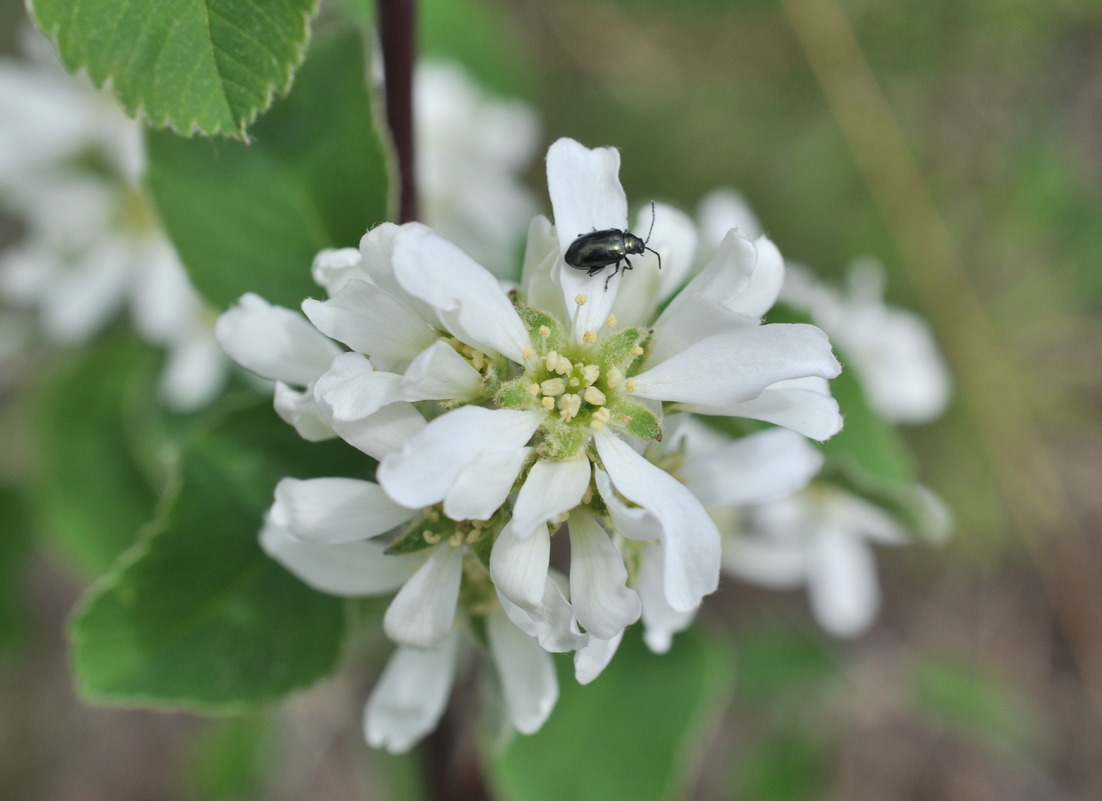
(630, 345, 644, 357)
(624, 379, 637, 393)
(559, 393, 582, 421)
(541, 396, 556, 411)
(605, 313, 618, 328)
(606, 367, 624, 388)
(581, 364, 601, 385)
(582, 330, 597, 344)
(583, 386, 607, 406)
(541, 378, 566, 396)
(523, 345, 534, 360)
(539, 325, 551, 339)
(575, 294, 588, 307)
(527, 383, 541, 396)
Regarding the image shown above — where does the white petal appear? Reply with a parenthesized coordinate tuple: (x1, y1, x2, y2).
(649, 293, 757, 366)
(697, 189, 762, 253)
(610, 202, 697, 323)
(547, 138, 628, 256)
(594, 467, 665, 542)
(721, 535, 809, 590)
(497, 575, 588, 653)
(272, 477, 415, 544)
(327, 401, 427, 461)
(302, 279, 437, 362)
(400, 340, 483, 402)
(547, 138, 629, 339)
(632, 323, 841, 407)
(827, 491, 909, 545)
(519, 215, 565, 319)
(681, 429, 824, 507)
(216, 294, 340, 385)
(637, 543, 696, 654)
(392, 225, 529, 363)
(567, 511, 640, 639)
(487, 611, 558, 735)
(313, 352, 402, 423)
(691, 386, 843, 442)
(733, 236, 785, 319)
(807, 531, 879, 638)
(364, 635, 459, 754)
(594, 431, 720, 613)
(260, 518, 419, 596)
(384, 544, 465, 647)
(312, 247, 369, 296)
(511, 457, 591, 540)
(574, 631, 623, 684)
(378, 407, 541, 509)
(444, 447, 531, 522)
(158, 329, 229, 412)
(273, 382, 336, 442)
(490, 522, 550, 612)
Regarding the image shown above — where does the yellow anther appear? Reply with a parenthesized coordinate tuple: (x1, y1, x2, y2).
(583, 330, 597, 344)
(554, 354, 572, 375)
(582, 364, 600, 385)
(523, 345, 534, 360)
(606, 367, 624, 388)
(539, 325, 551, 339)
(544, 350, 559, 371)
(575, 294, 588, 306)
(624, 379, 637, 393)
(593, 407, 612, 423)
(542, 396, 556, 411)
(584, 386, 607, 406)
(541, 378, 566, 396)
(582, 486, 594, 504)
(527, 383, 541, 397)
(630, 344, 644, 357)
(423, 530, 441, 545)
(568, 377, 581, 387)
(465, 530, 481, 544)
(589, 420, 605, 431)
(605, 313, 618, 328)
(559, 393, 582, 421)
(470, 352, 485, 370)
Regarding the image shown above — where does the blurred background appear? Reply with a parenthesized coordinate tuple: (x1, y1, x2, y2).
(2, 0, 1100, 798)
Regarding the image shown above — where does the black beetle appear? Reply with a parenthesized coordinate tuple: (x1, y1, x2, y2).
(564, 201, 662, 290)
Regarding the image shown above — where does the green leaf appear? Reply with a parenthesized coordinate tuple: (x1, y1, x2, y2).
(29, 0, 318, 139)
(31, 331, 166, 576)
(146, 31, 390, 310)
(490, 627, 734, 801)
(70, 400, 366, 709)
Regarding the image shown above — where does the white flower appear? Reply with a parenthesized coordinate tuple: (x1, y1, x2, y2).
(415, 61, 541, 280)
(301, 138, 842, 637)
(722, 484, 911, 638)
(0, 30, 228, 410)
(782, 258, 951, 424)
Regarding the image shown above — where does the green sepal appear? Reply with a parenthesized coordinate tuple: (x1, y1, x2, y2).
(515, 303, 568, 355)
(537, 422, 589, 460)
(598, 326, 651, 374)
(607, 399, 662, 442)
(496, 377, 539, 411)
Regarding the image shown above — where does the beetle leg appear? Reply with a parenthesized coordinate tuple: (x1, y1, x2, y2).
(587, 265, 604, 277)
(603, 260, 622, 291)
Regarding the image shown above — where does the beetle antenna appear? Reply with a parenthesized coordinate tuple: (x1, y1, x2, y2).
(643, 200, 656, 245)
(643, 201, 661, 270)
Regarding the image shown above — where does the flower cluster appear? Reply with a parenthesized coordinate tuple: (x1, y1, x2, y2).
(218, 137, 850, 751)
(0, 29, 227, 410)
